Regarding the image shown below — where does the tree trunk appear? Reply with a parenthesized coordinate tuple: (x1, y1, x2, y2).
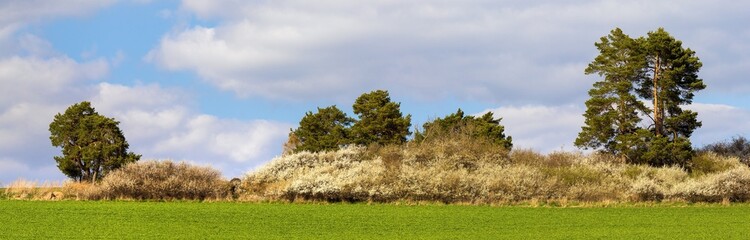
(653, 57, 662, 136)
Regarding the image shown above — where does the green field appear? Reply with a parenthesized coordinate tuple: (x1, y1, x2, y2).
(1, 201, 749, 239)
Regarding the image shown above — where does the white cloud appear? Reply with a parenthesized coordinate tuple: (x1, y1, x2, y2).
(0, 57, 109, 183)
(687, 103, 750, 146)
(91, 83, 294, 178)
(0, 56, 108, 108)
(0, 53, 109, 183)
(478, 105, 584, 152)
(0, 0, 115, 27)
(150, 0, 750, 104)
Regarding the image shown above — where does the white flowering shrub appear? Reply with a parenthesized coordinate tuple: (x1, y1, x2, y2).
(630, 178, 667, 201)
(670, 167, 750, 202)
(242, 141, 750, 203)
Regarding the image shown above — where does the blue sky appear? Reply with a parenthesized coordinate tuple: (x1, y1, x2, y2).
(2, 0, 750, 184)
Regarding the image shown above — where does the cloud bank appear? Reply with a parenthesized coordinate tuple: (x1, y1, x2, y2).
(148, 0, 750, 105)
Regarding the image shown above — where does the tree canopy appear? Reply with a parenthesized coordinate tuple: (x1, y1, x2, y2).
(575, 28, 705, 167)
(291, 105, 354, 153)
(351, 90, 412, 146)
(49, 101, 140, 182)
(416, 109, 513, 150)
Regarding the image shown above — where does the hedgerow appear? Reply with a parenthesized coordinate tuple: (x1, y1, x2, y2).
(243, 137, 750, 203)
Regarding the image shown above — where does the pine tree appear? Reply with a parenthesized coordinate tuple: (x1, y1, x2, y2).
(49, 101, 140, 182)
(292, 105, 354, 152)
(575, 28, 646, 161)
(637, 28, 705, 139)
(351, 90, 412, 145)
(577, 28, 705, 167)
(417, 109, 512, 150)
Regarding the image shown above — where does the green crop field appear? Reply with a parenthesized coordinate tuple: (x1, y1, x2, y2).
(1, 201, 749, 239)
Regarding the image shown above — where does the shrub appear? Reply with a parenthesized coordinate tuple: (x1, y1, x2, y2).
(62, 181, 102, 200)
(508, 149, 545, 166)
(242, 137, 750, 204)
(544, 166, 603, 186)
(630, 177, 666, 201)
(97, 160, 227, 200)
(415, 109, 512, 150)
(690, 152, 741, 177)
(700, 136, 750, 167)
(671, 167, 750, 202)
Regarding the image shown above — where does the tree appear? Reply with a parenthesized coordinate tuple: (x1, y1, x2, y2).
(416, 109, 512, 150)
(575, 28, 646, 161)
(351, 90, 412, 145)
(49, 101, 140, 182)
(637, 28, 705, 139)
(292, 105, 354, 152)
(576, 28, 705, 167)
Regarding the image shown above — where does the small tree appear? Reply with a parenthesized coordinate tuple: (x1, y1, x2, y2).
(416, 109, 512, 150)
(292, 105, 354, 152)
(49, 101, 140, 182)
(351, 90, 412, 146)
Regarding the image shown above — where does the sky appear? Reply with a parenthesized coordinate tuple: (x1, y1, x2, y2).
(1, 0, 749, 184)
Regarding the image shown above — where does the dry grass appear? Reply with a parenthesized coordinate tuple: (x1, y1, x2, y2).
(61, 181, 101, 200)
(4, 179, 63, 200)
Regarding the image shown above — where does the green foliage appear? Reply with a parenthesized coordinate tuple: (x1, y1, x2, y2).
(576, 28, 705, 167)
(48, 101, 140, 182)
(415, 109, 512, 150)
(292, 105, 354, 153)
(575, 28, 644, 155)
(640, 135, 694, 167)
(351, 90, 412, 146)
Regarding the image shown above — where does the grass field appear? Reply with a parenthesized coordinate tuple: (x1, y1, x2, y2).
(1, 201, 749, 239)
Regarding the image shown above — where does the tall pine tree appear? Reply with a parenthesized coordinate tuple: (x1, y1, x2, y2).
(575, 28, 646, 161)
(577, 28, 705, 167)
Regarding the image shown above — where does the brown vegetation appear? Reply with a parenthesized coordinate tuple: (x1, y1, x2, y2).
(7, 138, 750, 204)
(242, 136, 750, 204)
(53, 160, 229, 200)
(4, 179, 63, 200)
